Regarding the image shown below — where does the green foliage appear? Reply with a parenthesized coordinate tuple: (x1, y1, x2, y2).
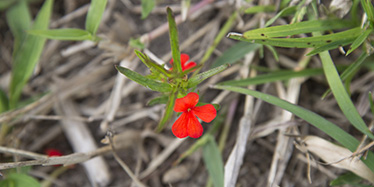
(167, 7, 182, 74)
(9, 0, 53, 109)
(85, 0, 108, 35)
(213, 85, 374, 172)
(156, 89, 177, 132)
(115, 66, 173, 93)
(244, 5, 275, 14)
(0, 173, 40, 187)
(141, 0, 155, 19)
(212, 42, 261, 68)
(28, 29, 94, 40)
(129, 38, 145, 49)
(330, 172, 373, 187)
(203, 135, 224, 187)
(346, 28, 373, 56)
(0, 88, 9, 113)
(265, 6, 297, 27)
(218, 68, 325, 87)
(188, 64, 229, 88)
(6, 0, 31, 56)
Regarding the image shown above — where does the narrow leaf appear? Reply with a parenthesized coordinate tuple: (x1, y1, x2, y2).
(9, 0, 53, 108)
(212, 42, 261, 68)
(141, 0, 155, 19)
(213, 85, 374, 172)
(28, 29, 93, 40)
(317, 41, 374, 140)
(330, 172, 364, 186)
(243, 19, 355, 39)
(244, 5, 275, 14)
(115, 66, 172, 93)
(265, 6, 297, 27)
(228, 28, 362, 49)
(85, 0, 108, 35)
(147, 95, 168, 106)
(0, 173, 40, 187)
(188, 64, 229, 88)
(218, 68, 325, 87)
(346, 28, 373, 56)
(134, 50, 171, 77)
(6, 0, 31, 56)
(203, 135, 224, 187)
(156, 89, 177, 132)
(307, 39, 357, 56)
(0, 89, 9, 113)
(167, 7, 182, 73)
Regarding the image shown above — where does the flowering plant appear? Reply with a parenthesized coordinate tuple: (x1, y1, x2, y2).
(116, 8, 227, 138)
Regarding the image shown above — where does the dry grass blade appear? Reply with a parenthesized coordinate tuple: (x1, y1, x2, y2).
(302, 136, 374, 183)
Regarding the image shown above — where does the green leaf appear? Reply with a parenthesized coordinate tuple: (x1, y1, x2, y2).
(176, 134, 210, 164)
(156, 89, 177, 132)
(213, 85, 374, 172)
(27, 29, 93, 40)
(85, 0, 108, 35)
(244, 5, 275, 14)
(264, 45, 279, 61)
(265, 6, 297, 27)
(188, 64, 229, 88)
(129, 38, 145, 49)
(9, 0, 53, 109)
(6, 0, 31, 56)
(346, 28, 373, 56)
(167, 7, 182, 74)
(307, 39, 357, 56)
(0, 173, 40, 187)
(243, 19, 355, 39)
(0, 0, 17, 10)
(203, 135, 224, 187)
(330, 172, 363, 186)
(134, 50, 171, 77)
(115, 65, 172, 93)
(316, 36, 374, 140)
(212, 42, 261, 68)
(141, 0, 155, 19)
(361, 0, 374, 24)
(218, 68, 325, 86)
(147, 95, 168, 106)
(228, 27, 362, 49)
(0, 88, 9, 113)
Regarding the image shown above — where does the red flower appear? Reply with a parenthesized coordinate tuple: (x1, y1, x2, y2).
(170, 54, 197, 71)
(46, 149, 63, 157)
(172, 92, 216, 138)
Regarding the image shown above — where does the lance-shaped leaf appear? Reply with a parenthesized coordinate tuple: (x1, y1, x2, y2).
(228, 27, 362, 49)
(147, 95, 169, 106)
(85, 0, 108, 35)
(0, 89, 9, 113)
(9, 0, 53, 108)
(242, 19, 355, 39)
(156, 89, 177, 132)
(28, 28, 93, 41)
(134, 50, 171, 77)
(203, 135, 224, 187)
(167, 7, 182, 74)
(115, 66, 172, 93)
(188, 64, 229, 88)
(346, 28, 373, 56)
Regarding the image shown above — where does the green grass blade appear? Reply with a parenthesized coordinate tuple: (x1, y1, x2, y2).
(265, 6, 297, 27)
(244, 5, 275, 14)
(229, 27, 362, 49)
(243, 19, 355, 39)
(141, 0, 155, 19)
(317, 47, 374, 140)
(213, 85, 374, 172)
(115, 66, 172, 93)
(218, 68, 324, 86)
(211, 42, 260, 68)
(346, 28, 373, 56)
(167, 7, 182, 74)
(156, 89, 177, 132)
(361, 0, 374, 24)
(0, 173, 40, 187)
(188, 64, 229, 88)
(322, 52, 368, 99)
(85, 0, 108, 35)
(0, 89, 9, 113)
(6, 0, 31, 56)
(307, 39, 357, 56)
(0, 0, 16, 10)
(9, 0, 53, 108)
(203, 135, 224, 187)
(28, 28, 93, 40)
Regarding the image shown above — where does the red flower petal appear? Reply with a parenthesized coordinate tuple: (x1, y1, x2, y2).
(174, 92, 199, 112)
(172, 112, 189, 138)
(46, 149, 63, 157)
(192, 104, 217, 123)
(180, 54, 190, 64)
(182, 61, 197, 71)
(186, 112, 203, 138)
